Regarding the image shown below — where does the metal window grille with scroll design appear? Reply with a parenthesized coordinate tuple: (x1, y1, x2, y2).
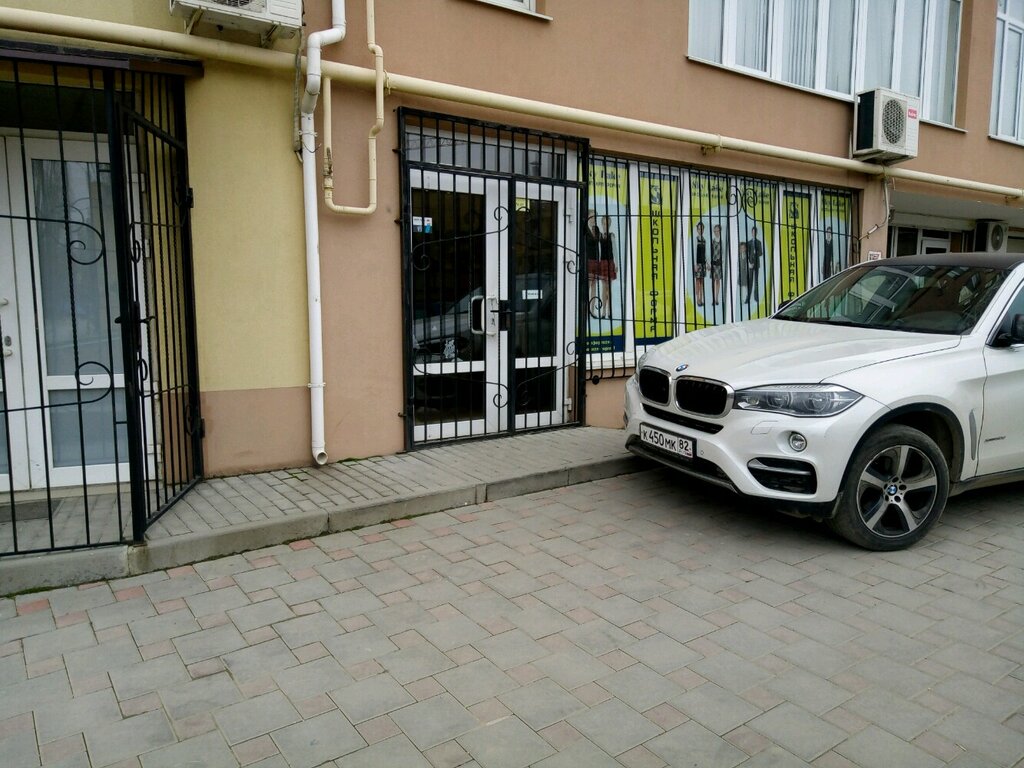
(399, 110, 588, 448)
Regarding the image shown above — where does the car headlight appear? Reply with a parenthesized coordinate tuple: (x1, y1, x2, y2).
(733, 384, 862, 417)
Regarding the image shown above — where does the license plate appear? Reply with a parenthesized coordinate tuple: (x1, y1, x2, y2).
(640, 424, 695, 460)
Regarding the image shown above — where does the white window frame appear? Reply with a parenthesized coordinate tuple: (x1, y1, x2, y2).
(467, 0, 551, 20)
(691, 0, 961, 125)
(991, 1, 1024, 144)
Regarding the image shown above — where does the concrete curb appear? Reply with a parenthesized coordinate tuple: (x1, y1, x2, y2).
(0, 455, 642, 595)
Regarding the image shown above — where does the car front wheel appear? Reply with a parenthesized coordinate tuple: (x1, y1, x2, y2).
(829, 425, 949, 551)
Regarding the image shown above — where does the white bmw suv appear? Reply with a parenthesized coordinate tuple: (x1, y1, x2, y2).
(624, 253, 1024, 550)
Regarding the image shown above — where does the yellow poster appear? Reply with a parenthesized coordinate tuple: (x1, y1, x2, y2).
(736, 181, 776, 319)
(780, 191, 812, 301)
(586, 158, 630, 352)
(686, 173, 730, 330)
(635, 172, 677, 344)
(820, 192, 852, 280)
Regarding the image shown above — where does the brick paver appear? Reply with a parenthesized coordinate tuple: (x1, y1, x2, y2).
(1, 463, 1022, 767)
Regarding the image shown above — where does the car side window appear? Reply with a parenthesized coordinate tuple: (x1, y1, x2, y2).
(995, 285, 1024, 339)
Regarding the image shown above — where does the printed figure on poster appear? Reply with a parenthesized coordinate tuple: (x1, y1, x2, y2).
(585, 160, 629, 353)
(735, 182, 775, 320)
(819, 192, 852, 281)
(686, 173, 729, 330)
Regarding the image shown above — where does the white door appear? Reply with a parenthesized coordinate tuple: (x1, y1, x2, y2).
(1, 137, 132, 489)
(409, 170, 508, 442)
(979, 283, 1024, 476)
(0, 145, 29, 491)
(408, 171, 578, 443)
(511, 181, 577, 430)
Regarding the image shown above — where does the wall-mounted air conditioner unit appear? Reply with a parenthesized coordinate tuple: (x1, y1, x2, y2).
(976, 221, 1009, 254)
(853, 88, 920, 164)
(169, 0, 301, 39)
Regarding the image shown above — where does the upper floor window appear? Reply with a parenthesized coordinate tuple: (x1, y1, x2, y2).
(476, 0, 537, 13)
(689, 0, 961, 125)
(992, 0, 1024, 142)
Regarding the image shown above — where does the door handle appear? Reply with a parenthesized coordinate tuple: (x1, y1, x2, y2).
(469, 295, 485, 335)
(2, 335, 12, 358)
(470, 295, 502, 336)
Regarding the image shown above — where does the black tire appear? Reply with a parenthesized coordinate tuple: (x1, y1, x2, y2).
(828, 425, 949, 551)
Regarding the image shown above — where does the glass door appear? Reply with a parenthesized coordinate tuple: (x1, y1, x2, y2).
(0, 140, 28, 491)
(2, 137, 131, 489)
(408, 170, 580, 444)
(409, 170, 509, 442)
(510, 182, 576, 430)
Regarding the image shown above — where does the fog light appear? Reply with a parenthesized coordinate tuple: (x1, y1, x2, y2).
(788, 432, 807, 452)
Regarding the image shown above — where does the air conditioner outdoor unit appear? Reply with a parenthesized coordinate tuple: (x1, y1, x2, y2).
(976, 220, 1009, 254)
(169, 0, 301, 39)
(853, 88, 920, 163)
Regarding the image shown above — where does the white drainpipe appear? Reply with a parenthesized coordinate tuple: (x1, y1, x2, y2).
(301, 0, 347, 466)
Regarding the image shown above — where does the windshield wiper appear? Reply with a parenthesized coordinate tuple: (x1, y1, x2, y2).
(781, 317, 861, 326)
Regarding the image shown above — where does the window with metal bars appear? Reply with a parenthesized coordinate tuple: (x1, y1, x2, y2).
(586, 154, 859, 378)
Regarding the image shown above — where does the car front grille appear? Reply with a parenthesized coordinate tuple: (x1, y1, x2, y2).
(638, 368, 670, 404)
(675, 378, 729, 416)
(642, 404, 723, 434)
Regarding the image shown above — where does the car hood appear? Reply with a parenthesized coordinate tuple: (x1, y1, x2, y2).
(412, 313, 469, 344)
(643, 319, 962, 387)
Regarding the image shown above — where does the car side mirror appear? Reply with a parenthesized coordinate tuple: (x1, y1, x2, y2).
(992, 313, 1024, 348)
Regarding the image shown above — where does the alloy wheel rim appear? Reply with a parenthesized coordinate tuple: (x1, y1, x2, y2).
(855, 444, 939, 538)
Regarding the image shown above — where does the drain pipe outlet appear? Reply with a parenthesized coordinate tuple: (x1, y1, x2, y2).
(301, 0, 347, 466)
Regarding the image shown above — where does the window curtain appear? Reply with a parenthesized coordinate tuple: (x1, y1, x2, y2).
(826, 0, 856, 93)
(863, 0, 896, 89)
(782, 0, 818, 87)
(926, 0, 960, 124)
(689, 0, 725, 62)
(898, 0, 926, 97)
(998, 26, 1023, 138)
(736, 0, 770, 72)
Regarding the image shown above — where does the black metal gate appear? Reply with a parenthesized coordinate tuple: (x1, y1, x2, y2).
(0, 50, 201, 556)
(400, 111, 589, 448)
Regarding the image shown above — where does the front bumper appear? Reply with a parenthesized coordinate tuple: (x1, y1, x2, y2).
(624, 375, 885, 508)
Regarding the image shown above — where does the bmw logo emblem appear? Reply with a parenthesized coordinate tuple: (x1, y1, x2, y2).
(675, 363, 689, 372)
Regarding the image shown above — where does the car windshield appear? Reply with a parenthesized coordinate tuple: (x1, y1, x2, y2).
(774, 262, 1010, 334)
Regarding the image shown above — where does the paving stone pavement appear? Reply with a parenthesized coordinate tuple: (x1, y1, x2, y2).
(1, 468, 1022, 767)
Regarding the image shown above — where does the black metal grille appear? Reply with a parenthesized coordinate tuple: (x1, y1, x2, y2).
(675, 378, 729, 416)
(642, 404, 723, 434)
(637, 368, 670, 404)
(400, 110, 588, 448)
(0, 50, 200, 556)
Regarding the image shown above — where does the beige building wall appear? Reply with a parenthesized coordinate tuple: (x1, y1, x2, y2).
(3, 0, 1020, 476)
(2, 0, 316, 474)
